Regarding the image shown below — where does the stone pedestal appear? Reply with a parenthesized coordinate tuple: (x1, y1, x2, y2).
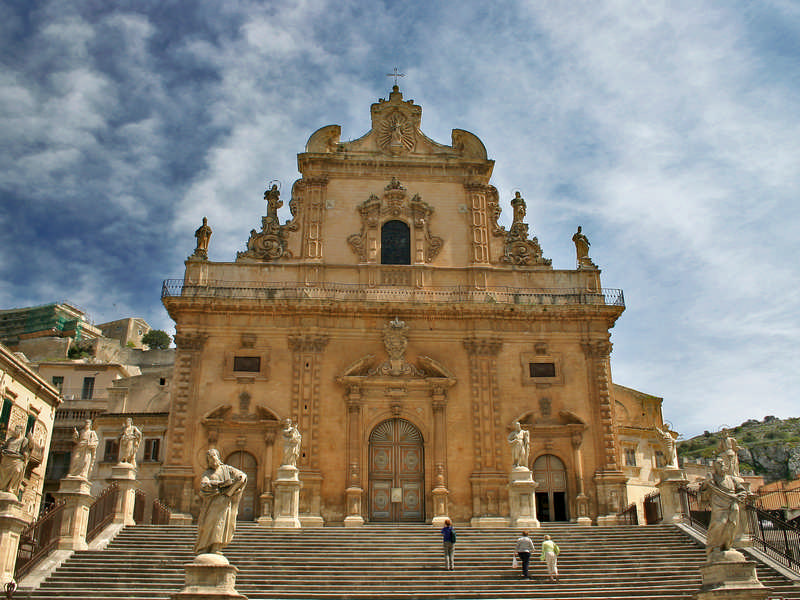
(272, 466, 301, 529)
(574, 493, 592, 526)
(54, 476, 94, 551)
(109, 463, 138, 526)
(431, 486, 450, 528)
(508, 468, 540, 529)
(0, 493, 33, 585)
(695, 552, 768, 600)
(255, 491, 273, 528)
(343, 487, 364, 528)
(171, 553, 247, 599)
(657, 467, 688, 524)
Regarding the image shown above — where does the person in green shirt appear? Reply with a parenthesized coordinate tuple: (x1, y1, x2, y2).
(540, 534, 560, 582)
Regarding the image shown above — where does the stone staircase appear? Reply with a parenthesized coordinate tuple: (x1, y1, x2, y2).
(20, 523, 800, 599)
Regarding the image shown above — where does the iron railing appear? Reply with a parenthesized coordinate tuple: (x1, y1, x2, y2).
(617, 502, 638, 525)
(644, 491, 663, 524)
(161, 279, 625, 308)
(14, 500, 66, 580)
(152, 498, 172, 525)
(86, 484, 119, 543)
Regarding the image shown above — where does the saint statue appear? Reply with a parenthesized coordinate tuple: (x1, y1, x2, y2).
(68, 419, 98, 479)
(193, 217, 212, 259)
(507, 421, 530, 469)
(717, 429, 741, 477)
(700, 456, 749, 561)
(281, 419, 301, 468)
(572, 226, 591, 261)
(654, 425, 679, 469)
(0, 425, 31, 496)
(118, 418, 143, 467)
(195, 449, 247, 555)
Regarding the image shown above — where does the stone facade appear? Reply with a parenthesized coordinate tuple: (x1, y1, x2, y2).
(159, 86, 669, 525)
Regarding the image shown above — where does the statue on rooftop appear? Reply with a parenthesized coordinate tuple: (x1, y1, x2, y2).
(192, 217, 212, 259)
(572, 226, 596, 268)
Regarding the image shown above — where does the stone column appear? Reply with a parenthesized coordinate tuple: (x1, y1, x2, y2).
(571, 430, 592, 526)
(0, 493, 33, 585)
(508, 468, 540, 529)
(109, 463, 138, 526)
(431, 388, 450, 527)
(344, 386, 364, 527)
(160, 331, 207, 521)
(256, 431, 275, 528)
(584, 339, 627, 521)
(272, 466, 301, 529)
(656, 467, 687, 524)
(54, 475, 94, 551)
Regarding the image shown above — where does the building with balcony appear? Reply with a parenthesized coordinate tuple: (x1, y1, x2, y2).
(159, 85, 673, 526)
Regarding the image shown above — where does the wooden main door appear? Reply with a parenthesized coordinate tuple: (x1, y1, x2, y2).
(533, 454, 569, 522)
(368, 418, 424, 522)
(225, 450, 258, 521)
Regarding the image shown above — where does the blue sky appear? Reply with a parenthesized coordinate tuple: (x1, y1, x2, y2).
(1, 1, 798, 438)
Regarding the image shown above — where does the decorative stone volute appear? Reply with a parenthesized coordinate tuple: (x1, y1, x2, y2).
(237, 184, 296, 262)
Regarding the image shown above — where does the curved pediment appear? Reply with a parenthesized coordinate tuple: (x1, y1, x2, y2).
(305, 124, 341, 153)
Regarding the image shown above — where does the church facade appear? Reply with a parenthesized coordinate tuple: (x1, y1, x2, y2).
(159, 86, 669, 526)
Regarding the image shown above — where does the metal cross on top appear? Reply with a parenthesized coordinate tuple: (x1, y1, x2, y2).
(386, 67, 405, 86)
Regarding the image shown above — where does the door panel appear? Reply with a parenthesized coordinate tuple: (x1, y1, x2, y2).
(369, 418, 425, 522)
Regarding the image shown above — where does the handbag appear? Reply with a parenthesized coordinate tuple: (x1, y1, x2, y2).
(512, 554, 519, 569)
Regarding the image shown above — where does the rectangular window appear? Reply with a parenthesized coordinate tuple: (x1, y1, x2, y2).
(51, 376, 64, 392)
(103, 439, 119, 463)
(529, 362, 556, 378)
(143, 438, 161, 462)
(26, 414, 36, 435)
(46, 451, 71, 480)
(624, 448, 637, 466)
(233, 356, 261, 372)
(655, 450, 666, 468)
(81, 377, 95, 400)
(0, 399, 11, 438)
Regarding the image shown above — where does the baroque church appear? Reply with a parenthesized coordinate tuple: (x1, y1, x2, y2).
(159, 85, 670, 527)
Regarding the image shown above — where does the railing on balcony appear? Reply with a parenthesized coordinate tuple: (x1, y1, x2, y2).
(162, 279, 625, 308)
(86, 484, 119, 543)
(14, 500, 66, 581)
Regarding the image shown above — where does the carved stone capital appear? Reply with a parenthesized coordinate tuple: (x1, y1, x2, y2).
(287, 335, 330, 353)
(463, 337, 503, 356)
(174, 332, 208, 351)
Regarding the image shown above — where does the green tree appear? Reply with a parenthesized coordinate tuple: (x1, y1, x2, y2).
(142, 330, 171, 350)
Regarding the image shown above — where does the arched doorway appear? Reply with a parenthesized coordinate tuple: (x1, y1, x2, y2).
(368, 418, 424, 522)
(533, 454, 568, 522)
(381, 220, 411, 265)
(225, 450, 258, 521)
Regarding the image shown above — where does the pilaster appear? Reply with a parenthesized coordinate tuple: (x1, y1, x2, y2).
(464, 183, 491, 265)
(296, 177, 329, 260)
(344, 385, 364, 527)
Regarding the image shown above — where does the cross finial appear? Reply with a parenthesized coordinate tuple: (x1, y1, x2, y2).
(386, 67, 405, 86)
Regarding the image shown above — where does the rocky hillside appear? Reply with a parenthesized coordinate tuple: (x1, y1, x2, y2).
(677, 416, 800, 483)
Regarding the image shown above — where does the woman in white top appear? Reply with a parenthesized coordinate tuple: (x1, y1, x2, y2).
(515, 531, 535, 579)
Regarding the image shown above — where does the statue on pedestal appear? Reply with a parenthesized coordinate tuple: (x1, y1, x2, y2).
(281, 419, 301, 468)
(68, 420, 98, 480)
(508, 421, 530, 469)
(654, 425, 679, 469)
(700, 456, 749, 561)
(718, 429, 741, 476)
(0, 425, 31, 496)
(572, 226, 596, 268)
(118, 418, 142, 467)
(195, 449, 247, 555)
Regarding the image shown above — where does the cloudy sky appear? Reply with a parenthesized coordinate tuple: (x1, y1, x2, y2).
(1, 1, 798, 438)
